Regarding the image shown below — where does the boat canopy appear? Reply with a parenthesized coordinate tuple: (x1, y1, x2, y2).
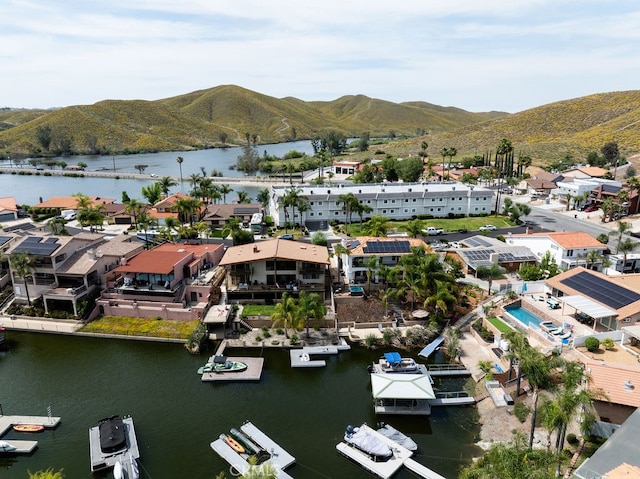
(383, 352, 402, 365)
(98, 416, 127, 453)
(213, 355, 227, 364)
(371, 373, 436, 400)
(349, 427, 392, 459)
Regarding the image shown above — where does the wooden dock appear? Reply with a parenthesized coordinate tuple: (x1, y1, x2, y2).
(210, 421, 295, 478)
(0, 414, 61, 454)
(201, 357, 265, 382)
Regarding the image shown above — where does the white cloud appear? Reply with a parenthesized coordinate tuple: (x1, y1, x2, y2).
(1, 0, 639, 112)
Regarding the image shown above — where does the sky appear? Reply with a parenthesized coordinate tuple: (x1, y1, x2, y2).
(2, 0, 640, 113)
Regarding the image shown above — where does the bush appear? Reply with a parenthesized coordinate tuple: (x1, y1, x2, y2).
(585, 336, 600, 352)
(364, 333, 378, 349)
(290, 334, 299, 345)
(601, 337, 615, 350)
(514, 401, 530, 423)
(567, 433, 579, 446)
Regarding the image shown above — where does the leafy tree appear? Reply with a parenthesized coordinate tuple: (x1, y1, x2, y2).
(397, 157, 425, 182)
(134, 164, 148, 174)
(311, 231, 327, 245)
(218, 131, 228, 145)
(236, 145, 261, 173)
(358, 131, 370, 152)
(601, 141, 620, 177)
(363, 215, 389, 237)
(36, 125, 53, 151)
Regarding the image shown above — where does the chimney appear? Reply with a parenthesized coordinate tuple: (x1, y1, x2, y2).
(526, 227, 533, 235)
(253, 245, 259, 253)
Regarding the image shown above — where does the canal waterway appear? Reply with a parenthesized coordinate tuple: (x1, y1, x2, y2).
(0, 140, 316, 205)
(0, 332, 481, 479)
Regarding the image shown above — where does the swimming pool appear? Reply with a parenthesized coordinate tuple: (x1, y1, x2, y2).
(349, 285, 364, 296)
(504, 305, 544, 328)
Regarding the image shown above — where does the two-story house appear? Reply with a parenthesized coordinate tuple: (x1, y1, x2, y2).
(6, 233, 144, 317)
(339, 236, 430, 284)
(505, 230, 607, 270)
(201, 203, 262, 230)
(219, 238, 329, 302)
(98, 242, 225, 320)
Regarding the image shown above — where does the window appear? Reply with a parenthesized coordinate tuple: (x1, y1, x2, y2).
(318, 212, 323, 216)
(567, 249, 574, 257)
(382, 209, 387, 214)
(384, 200, 388, 204)
(310, 212, 314, 216)
(317, 202, 323, 206)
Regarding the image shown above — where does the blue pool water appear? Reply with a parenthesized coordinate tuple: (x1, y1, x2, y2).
(349, 285, 364, 296)
(505, 305, 544, 328)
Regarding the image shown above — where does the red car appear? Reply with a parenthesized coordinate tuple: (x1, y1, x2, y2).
(584, 204, 598, 212)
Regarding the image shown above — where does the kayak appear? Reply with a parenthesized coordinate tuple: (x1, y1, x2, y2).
(221, 434, 245, 454)
(13, 424, 45, 433)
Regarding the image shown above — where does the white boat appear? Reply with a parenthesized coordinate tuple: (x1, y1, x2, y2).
(0, 440, 16, 452)
(376, 423, 418, 451)
(113, 461, 124, 479)
(344, 425, 393, 462)
(372, 352, 422, 374)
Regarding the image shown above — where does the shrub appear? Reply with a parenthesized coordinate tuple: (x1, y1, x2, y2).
(567, 433, 579, 446)
(276, 328, 284, 335)
(585, 336, 600, 352)
(364, 333, 378, 348)
(601, 337, 615, 350)
(290, 334, 299, 345)
(254, 335, 263, 342)
(514, 402, 530, 423)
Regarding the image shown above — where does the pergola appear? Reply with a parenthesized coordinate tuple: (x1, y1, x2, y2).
(561, 295, 617, 330)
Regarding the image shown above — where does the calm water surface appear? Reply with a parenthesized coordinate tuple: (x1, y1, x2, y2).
(0, 140, 315, 205)
(0, 332, 480, 479)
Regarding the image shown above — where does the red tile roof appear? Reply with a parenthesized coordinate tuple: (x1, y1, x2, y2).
(219, 239, 329, 266)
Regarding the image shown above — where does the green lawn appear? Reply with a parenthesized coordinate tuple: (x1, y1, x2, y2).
(342, 216, 513, 236)
(241, 305, 276, 317)
(80, 316, 198, 339)
(487, 316, 513, 333)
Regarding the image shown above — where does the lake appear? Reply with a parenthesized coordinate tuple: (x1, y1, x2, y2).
(0, 331, 480, 479)
(0, 140, 316, 205)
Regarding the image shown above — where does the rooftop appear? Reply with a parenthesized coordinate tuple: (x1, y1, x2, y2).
(219, 239, 329, 266)
(509, 231, 606, 249)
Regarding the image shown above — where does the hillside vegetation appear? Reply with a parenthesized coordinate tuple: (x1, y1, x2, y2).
(0, 85, 506, 157)
(2, 87, 640, 167)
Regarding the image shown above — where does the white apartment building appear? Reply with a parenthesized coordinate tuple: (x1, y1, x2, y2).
(268, 182, 495, 228)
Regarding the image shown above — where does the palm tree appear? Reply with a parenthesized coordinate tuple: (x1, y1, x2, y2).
(297, 291, 326, 338)
(338, 192, 358, 234)
(49, 217, 68, 235)
(283, 187, 303, 231)
(626, 176, 640, 214)
(10, 251, 36, 306)
(403, 219, 425, 238)
(354, 201, 373, 230)
(73, 193, 92, 210)
(141, 182, 162, 205)
(270, 292, 300, 338)
(188, 173, 202, 191)
(236, 191, 251, 204)
(176, 156, 184, 183)
(125, 198, 143, 228)
(363, 215, 389, 237)
(365, 256, 379, 294)
(175, 197, 203, 226)
(219, 184, 233, 203)
(158, 176, 178, 196)
(423, 280, 457, 323)
(257, 188, 270, 210)
(585, 249, 604, 270)
(476, 262, 504, 298)
(600, 198, 613, 222)
(616, 221, 631, 252)
(618, 237, 638, 271)
(446, 147, 457, 178)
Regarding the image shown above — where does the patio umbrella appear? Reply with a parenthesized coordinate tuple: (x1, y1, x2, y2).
(522, 282, 527, 293)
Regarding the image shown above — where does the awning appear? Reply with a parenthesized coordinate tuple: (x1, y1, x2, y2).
(371, 373, 435, 400)
(561, 295, 617, 319)
(383, 352, 402, 365)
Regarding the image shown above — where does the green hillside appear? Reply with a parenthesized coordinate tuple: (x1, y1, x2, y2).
(0, 85, 506, 157)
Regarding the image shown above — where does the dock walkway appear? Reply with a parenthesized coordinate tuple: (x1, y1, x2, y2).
(426, 364, 471, 376)
(201, 357, 264, 382)
(0, 414, 61, 454)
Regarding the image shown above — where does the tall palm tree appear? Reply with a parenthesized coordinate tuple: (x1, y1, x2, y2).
(10, 251, 36, 306)
(158, 176, 178, 196)
(297, 291, 326, 338)
(283, 187, 303, 231)
(338, 192, 358, 234)
(219, 184, 233, 204)
(615, 220, 631, 252)
(354, 201, 373, 230)
(236, 191, 251, 204)
(73, 193, 92, 210)
(257, 188, 270, 210)
(125, 198, 143, 228)
(141, 182, 162, 205)
(423, 279, 457, 322)
(175, 197, 202, 226)
(270, 292, 300, 338)
(365, 256, 379, 294)
(176, 156, 184, 183)
(618, 237, 638, 271)
(626, 176, 640, 214)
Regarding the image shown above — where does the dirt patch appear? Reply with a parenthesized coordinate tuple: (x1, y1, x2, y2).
(336, 296, 387, 323)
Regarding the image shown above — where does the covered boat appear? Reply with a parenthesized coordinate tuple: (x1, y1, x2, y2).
(377, 352, 420, 373)
(0, 440, 16, 452)
(99, 416, 127, 454)
(344, 425, 393, 462)
(376, 423, 418, 451)
(211, 355, 247, 373)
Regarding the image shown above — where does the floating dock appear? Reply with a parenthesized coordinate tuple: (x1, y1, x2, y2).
(426, 364, 471, 377)
(88, 416, 140, 475)
(289, 340, 351, 368)
(210, 421, 295, 479)
(336, 424, 446, 479)
(201, 357, 265, 382)
(0, 414, 61, 454)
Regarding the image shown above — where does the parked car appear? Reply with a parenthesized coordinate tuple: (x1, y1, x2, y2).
(479, 224, 497, 231)
(457, 227, 468, 233)
(584, 204, 598, 212)
(423, 227, 444, 236)
(278, 234, 295, 240)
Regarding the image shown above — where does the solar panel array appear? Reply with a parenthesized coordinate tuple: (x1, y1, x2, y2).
(560, 271, 640, 310)
(462, 248, 537, 264)
(13, 236, 60, 256)
(363, 240, 411, 254)
(0, 235, 12, 247)
(234, 207, 259, 215)
(464, 236, 493, 248)
(3, 223, 35, 233)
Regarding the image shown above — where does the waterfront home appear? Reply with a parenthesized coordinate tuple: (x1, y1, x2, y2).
(505, 230, 607, 271)
(219, 238, 329, 302)
(0, 197, 19, 222)
(6, 233, 143, 317)
(545, 267, 640, 331)
(201, 203, 262, 230)
(338, 236, 429, 285)
(32, 195, 116, 214)
(450, 235, 538, 275)
(267, 182, 495, 229)
(98, 242, 225, 320)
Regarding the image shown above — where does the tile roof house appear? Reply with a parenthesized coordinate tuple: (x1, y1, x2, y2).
(505, 230, 607, 270)
(219, 238, 329, 302)
(338, 236, 430, 284)
(0, 197, 19, 222)
(33, 196, 116, 211)
(6, 232, 143, 317)
(202, 203, 262, 229)
(563, 166, 609, 179)
(98, 241, 226, 321)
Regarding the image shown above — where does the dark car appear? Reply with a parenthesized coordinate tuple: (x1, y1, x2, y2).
(457, 227, 468, 233)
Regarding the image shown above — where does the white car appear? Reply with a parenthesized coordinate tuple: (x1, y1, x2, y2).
(479, 224, 497, 231)
(150, 173, 158, 178)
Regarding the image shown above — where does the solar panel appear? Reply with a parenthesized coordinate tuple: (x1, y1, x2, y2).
(234, 207, 258, 215)
(44, 237, 59, 244)
(363, 240, 411, 254)
(560, 271, 640, 310)
(0, 235, 12, 247)
(464, 236, 493, 248)
(13, 236, 61, 256)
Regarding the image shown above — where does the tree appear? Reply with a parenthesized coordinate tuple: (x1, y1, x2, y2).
(10, 251, 36, 306)
(363, 215, 389, 237)
(29, 469, 65, 479)
(218, 131, 228, 145)
(257, 188, 270, 210)
(424, 280, 457, 323)
(297, 291, 326, 337)
(134, 164, 148, 174)
(601, 141, 620, 178)
(404, 219, 425, 238)
(283, 187, 303, 231)
(36, 125, 53, 151)
(219, 184, 233, 203)
(270, 292, 301, 338)
(615, 221, 631, 252)
(618, 237, 638, 270)
(476, 263, 505, 297)
(338, 192, 359, 234)
(141, 182, 162, 205)
(236, 191, 251, 204)
(236, 145, 261, 173)
(175, 197, 203, 226)
(125, 198, 143, 227)
(49, 217, 69, 235)
(158, 176, 178, 196)
(176, 156, 184, 183)
(397, 157, 425, 182)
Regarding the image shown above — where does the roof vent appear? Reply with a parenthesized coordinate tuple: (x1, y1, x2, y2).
(624, 380, 634, 391)
(253, 245, 259, 253)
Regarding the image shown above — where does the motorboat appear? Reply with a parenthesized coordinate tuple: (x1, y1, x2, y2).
(374, 352, 421, 374)
(376, 423, 418, 451)
(344, 425, 393, 462)
(13, 424, 44, 433)
(198, 355, 248, 374)
(0, 440, 16, 452)
(89, 415, 140, 474)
